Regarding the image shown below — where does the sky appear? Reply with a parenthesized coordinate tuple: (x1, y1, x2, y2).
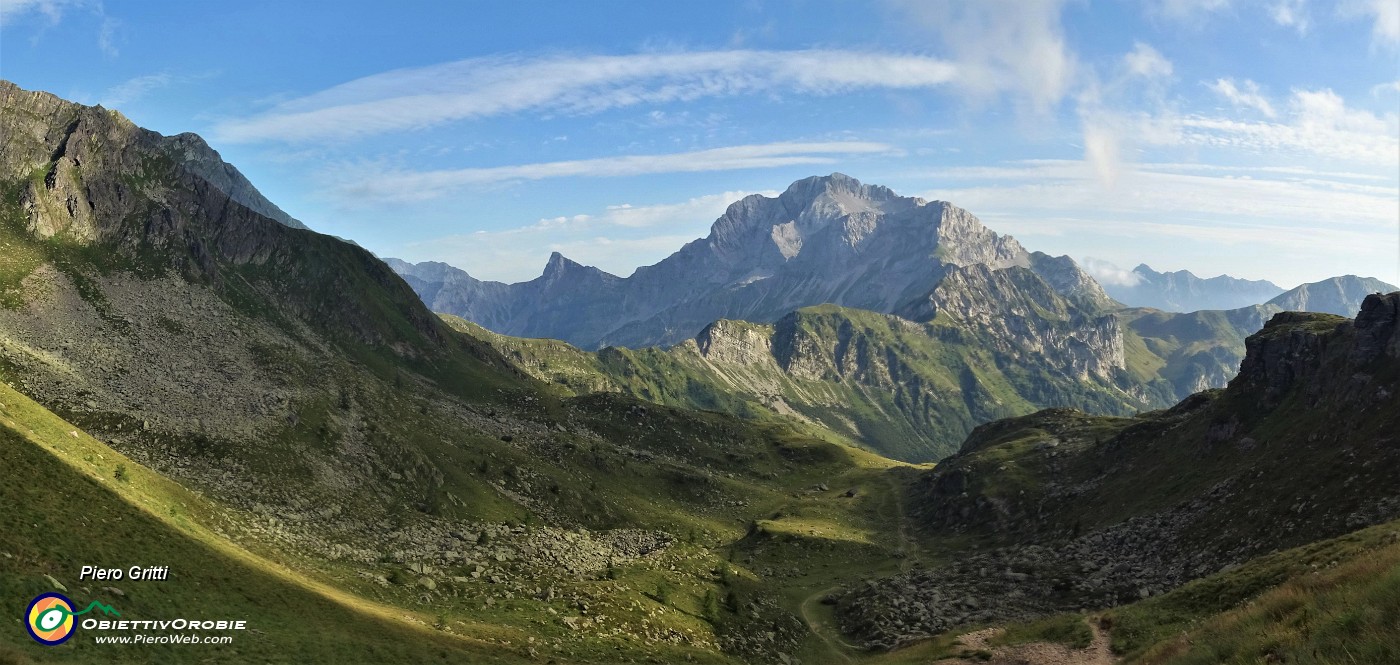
(1, 0, 1397, 289)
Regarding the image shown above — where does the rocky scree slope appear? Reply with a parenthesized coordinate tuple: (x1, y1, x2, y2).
(834, 292, 1400, 649)
(391, 173, 1115, 349)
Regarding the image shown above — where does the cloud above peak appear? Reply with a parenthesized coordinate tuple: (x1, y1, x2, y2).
(329, 141, 896, 203)
(213, 49, 958, 143)
(885, 0, 1076, 109)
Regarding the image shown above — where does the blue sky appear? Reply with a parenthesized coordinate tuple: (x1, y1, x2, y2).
(2, 0, 1397, 289)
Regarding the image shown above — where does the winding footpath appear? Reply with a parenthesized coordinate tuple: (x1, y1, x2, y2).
(797, 471, 916, 663)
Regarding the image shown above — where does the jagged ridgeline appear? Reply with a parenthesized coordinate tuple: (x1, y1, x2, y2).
(0, 80, 913, 664)
(404, 174, 1330, 462)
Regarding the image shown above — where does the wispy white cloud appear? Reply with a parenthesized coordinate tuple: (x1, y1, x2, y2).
(1182, 87, 1399, 165)
(98, 72, 170, 107)
(884, 0, 1075, 109)
(1081, 257, 1144, 286)
(399, 189, 778, 281)
(214, 50, 958, 143)
(96, 14, 117, 56)
(921, 159, 1398, 225)
(917, 158, 1398, 285)
(1269, 0, 1310, 34)
(1072, 41, 1176, 191)
(1152, 0, 1232, 21)
(1123, 42, 1173, 79)
(1343, 0, 1400, 44)
(0, 0, 81, 26)
(1207, 78, 1276, 117)
(329, 141, 895, 203)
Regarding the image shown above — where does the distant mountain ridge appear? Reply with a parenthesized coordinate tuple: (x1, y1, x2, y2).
(1265, 274, 1397, 317)
(1101, 263, 1284, 312)
(390, 173, 1113, 349)
(448, 261, 1153, 461)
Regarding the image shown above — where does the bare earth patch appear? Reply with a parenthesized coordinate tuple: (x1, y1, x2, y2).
(944, 619, 1115, 665)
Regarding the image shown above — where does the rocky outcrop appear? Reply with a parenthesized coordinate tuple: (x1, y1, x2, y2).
(1352, 292, 1400, 362)
(694, 319, 775, 366)
(1027, 252, 1117, 313)
(1234, 311, 1346, 404)
(898, 264, 1125, 381)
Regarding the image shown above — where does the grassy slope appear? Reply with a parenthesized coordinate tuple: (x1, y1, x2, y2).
(1118, 305, 1275, 401)
(0, 367, 921, 663)
(0, 382, 520, 664)
(449, 303, 1151, 463)
(1111, 518, 1400, 664)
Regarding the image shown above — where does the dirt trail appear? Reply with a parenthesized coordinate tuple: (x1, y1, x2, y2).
(797, 472, 914, 663)
(943, 619, 1117, 665)
(886, 472, 915, 573)
(798, 585, 860, 664)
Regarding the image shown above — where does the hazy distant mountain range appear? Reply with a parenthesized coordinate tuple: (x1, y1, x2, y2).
(1100, 264, 1285, 312)
(1097, 264, 1395, 315)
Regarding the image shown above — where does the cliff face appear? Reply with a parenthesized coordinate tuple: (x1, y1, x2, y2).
(898, 264, 1125, 382)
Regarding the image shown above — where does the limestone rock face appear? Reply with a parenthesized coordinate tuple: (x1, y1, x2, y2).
(898, 264, 1125, 382)
(391, 173, 1109, 350)
(694, 319, 774, 367)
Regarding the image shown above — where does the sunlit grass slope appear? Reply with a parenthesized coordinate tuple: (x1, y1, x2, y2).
(0, 381, 524, 664)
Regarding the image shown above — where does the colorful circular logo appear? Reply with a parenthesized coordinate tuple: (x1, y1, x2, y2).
(26, 592, 76, 645)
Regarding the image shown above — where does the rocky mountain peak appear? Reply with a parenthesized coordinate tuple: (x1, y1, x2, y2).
(1265, 275, 1399, 317)
(392, 174, 1106, 349)
(776, 172, 912, 216)
(536, 252, 619, 290)
(541, 251, 577, 277)
(158, 132, 308, 230)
